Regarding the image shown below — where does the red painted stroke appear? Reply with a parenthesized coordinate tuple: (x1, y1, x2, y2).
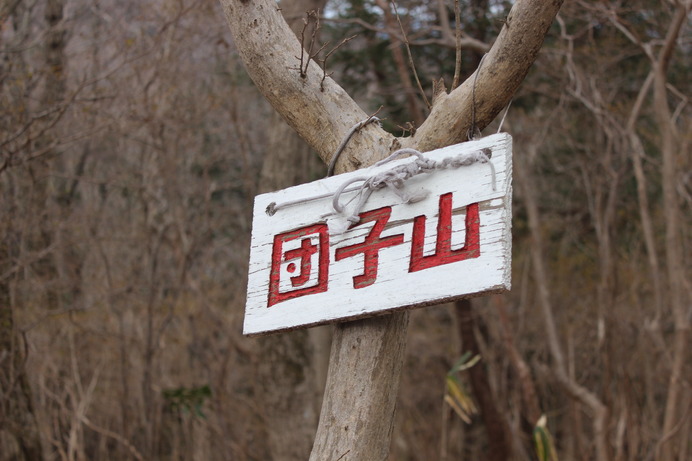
(409, 193, 480, 272)
(335, 206, 404, 289)
(268, 223, 329, 307)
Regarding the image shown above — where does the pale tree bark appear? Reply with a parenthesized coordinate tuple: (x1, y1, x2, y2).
(308, 313, 409, 461)
(401, 0, 564, 153)
(624, 73, 664, 319)
(218, 0, 564, 458)
(220, 0, 395, 173)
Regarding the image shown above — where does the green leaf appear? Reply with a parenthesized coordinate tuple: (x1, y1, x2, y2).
(448, 353, 481, 375)
(533, 415, 558, 461)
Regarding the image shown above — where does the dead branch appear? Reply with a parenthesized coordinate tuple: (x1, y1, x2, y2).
(320, 34, 358, 91)
(391, 0, 430, 109)
(452, 0, 462, 89)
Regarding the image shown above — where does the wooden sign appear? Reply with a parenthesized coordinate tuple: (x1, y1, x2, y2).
(244, 133, 512, 335)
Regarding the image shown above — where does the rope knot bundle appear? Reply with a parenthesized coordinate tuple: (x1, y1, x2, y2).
(327, 147, 494, 234)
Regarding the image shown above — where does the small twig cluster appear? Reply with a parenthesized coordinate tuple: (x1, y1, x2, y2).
(319, 34, 358, 91)
(390, 0, 430, 109)
(297, 10, 324, 79)
(296, 9, 358, 92)
(396, 121, 416, 137)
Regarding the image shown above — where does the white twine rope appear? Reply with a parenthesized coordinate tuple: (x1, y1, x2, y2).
(265, 146, 495, 221)
(266, 114, 381, 216)
(319, 55, 497, 232)
(267, 56, 503, 230)
(324, 147, 495, 234)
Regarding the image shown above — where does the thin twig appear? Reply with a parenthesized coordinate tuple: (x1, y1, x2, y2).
(335, 450, 351, 461)
(305, 10, 321, 75)
(321, 34, 359, 91)
(321, 16, 489, 53)
(391, 0, 430, 109)
(656, 402, 692, 458)
(452, 0, 462, 89)
(468, 53, 487, 140)
(81, 416, 145, 461)
(298, 10, 321, 78)
(299, 17, 308, 77)
(497, 100, 512, 133)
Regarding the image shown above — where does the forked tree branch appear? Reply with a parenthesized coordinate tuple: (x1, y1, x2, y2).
(218, 0, 395, 174)
(404, 0, 565, 152)
(218, 0, 564, 459)
(219, 0, 563, 167)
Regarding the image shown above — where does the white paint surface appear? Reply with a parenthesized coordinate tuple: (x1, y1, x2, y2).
(244, 133, 512, 335)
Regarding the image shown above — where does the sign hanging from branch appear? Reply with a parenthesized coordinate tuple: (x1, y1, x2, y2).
(244, 133, 512, 336)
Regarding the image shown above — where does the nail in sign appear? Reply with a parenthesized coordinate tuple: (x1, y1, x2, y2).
(244, 133, 512, 335)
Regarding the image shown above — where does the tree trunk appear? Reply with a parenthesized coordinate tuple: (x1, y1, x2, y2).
(0, 0, 67, 458)
(218, 0, 564, 457)
(654, 6, 690, 460)
(309, 312, 409, 461)
(0, 217, 43, 461)
(455, 299, 510, 461)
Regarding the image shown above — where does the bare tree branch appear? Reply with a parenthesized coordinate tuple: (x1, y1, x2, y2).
(405, 0, 565, 152)
(322, 16, 490, 54)
(218, 0, 395, 173)
(390, 0, 430, 109)
(451, 0, 462, 89)
(373, 0, 426, 124)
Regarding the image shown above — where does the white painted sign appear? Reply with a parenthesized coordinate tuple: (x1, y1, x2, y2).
(244, 133, 512, 336)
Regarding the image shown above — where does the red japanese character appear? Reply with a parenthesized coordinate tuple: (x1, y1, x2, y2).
(335, 206, 404, 289)
(268, 224, 329, 306)
(409, 193, 480, 272)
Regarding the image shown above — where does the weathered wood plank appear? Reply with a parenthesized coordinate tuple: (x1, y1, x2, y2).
(244, 133, 512, 335)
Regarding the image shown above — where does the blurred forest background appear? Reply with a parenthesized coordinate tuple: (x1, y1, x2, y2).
(1, 0, 690, 460)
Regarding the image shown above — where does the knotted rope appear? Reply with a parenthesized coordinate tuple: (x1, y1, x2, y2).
(266, 143, 496, 236)
(326, 147, 494, 234)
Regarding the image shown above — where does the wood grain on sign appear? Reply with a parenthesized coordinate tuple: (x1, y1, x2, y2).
(245, 133, 512, 335)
